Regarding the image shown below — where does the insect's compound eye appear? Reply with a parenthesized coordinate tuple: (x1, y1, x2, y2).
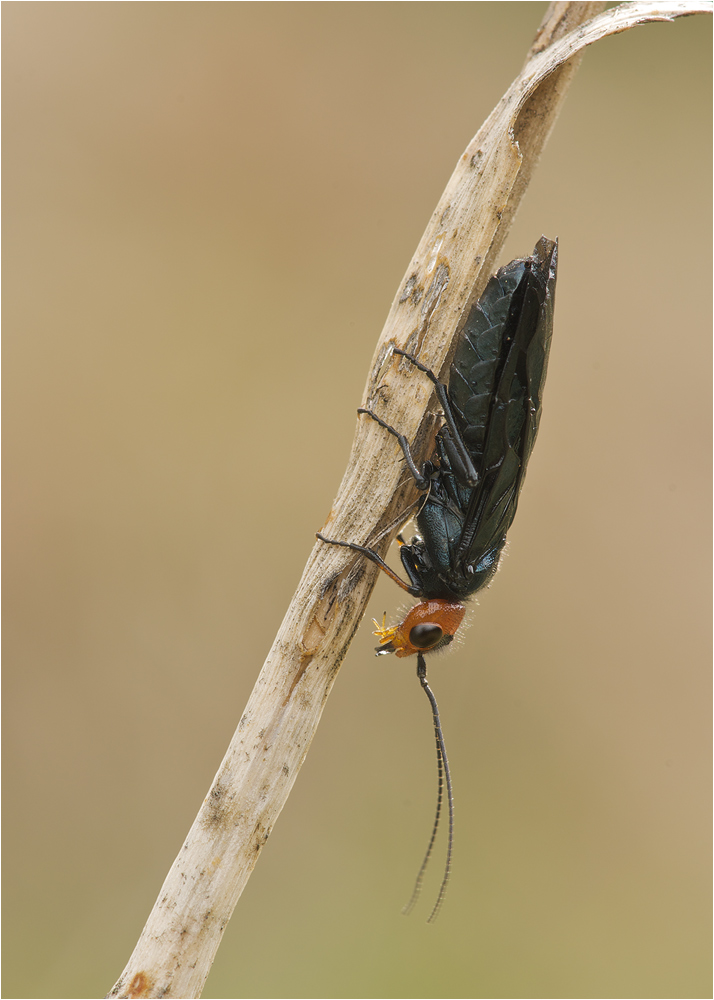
(409, 622, 444, 650)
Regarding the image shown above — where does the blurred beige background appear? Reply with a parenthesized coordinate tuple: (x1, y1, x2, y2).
(3, 4, 711, 998)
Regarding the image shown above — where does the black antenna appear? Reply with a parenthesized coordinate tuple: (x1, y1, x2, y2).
(402, 652, 454, 923)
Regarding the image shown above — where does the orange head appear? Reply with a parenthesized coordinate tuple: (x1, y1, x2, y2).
(373, 599, 466, 657)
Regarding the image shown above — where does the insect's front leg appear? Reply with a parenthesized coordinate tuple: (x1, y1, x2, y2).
(316, 532, 422, 596)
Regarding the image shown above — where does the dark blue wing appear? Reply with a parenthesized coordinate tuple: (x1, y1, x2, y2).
(449, 236, 557, 576)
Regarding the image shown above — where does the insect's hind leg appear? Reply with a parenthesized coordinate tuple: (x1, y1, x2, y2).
(392, 347, 479, 487)
(357, 407, 429, 490)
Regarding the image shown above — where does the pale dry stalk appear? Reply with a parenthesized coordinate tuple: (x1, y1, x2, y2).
(109, 3, 711, 997)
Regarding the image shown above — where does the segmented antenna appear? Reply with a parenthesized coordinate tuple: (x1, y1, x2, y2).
(402, 653, 454, 923)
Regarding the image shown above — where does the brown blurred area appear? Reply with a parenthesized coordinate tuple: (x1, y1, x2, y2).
(3, 4, 711, 998)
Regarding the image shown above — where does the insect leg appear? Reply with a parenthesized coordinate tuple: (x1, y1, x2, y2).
(393, 347, 479, 487)
(316, 533, 422, 596)
(357, 408, 429, 490)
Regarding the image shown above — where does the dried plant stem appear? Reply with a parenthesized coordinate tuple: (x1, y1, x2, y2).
(108, 3, 711, 997)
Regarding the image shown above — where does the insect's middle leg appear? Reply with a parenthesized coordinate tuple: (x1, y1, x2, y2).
(357, 407, 430, 490)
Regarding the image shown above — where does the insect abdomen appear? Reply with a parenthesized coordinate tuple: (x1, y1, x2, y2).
(411, 237, 557, 598)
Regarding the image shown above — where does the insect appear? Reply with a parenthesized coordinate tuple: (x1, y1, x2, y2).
(318, 236, 558, 921)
